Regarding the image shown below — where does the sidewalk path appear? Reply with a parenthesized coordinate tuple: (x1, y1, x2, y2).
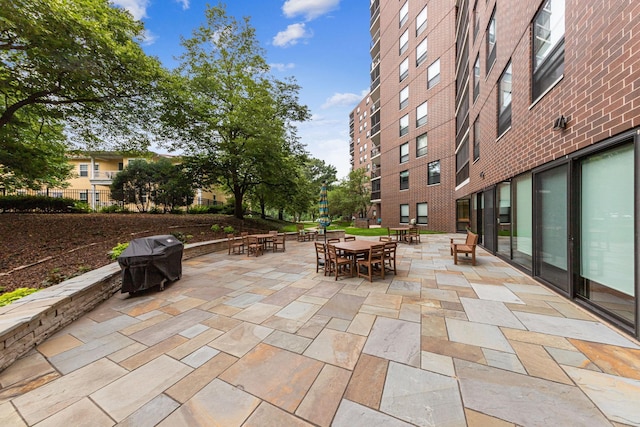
(1, 235, 639, 426)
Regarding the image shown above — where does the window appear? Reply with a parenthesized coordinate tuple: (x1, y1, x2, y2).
(473, 1, 480, 41)
(79, 164, 88, 177)
(399, 58, 409, 81)
(532, 0, 565, 100)
(456, 136, 470, 185)
(427, 59, 440, 88)
(400, 204, 409, 223)
(400, 114, 409, 136)
(428, 160, 440, 185)
(486, 7, 496, 72)
(79, 191, 88, 202)
(399, 86, 409, 109)
(416, 6, 427, 36)
(400, 170, 409, 190)
(473, 54, 480, 102)
(416, 133, 427, 157)
(399, 30, 409, 55)
(416, 102, 427, 127)
(473, 117, 480, 161)
(416, 38, 427, 66)
(417, 203, 428, 224)
(498, 62, 512, 136)
(400, 142, 409, 163)
(399, 1, 409, 27)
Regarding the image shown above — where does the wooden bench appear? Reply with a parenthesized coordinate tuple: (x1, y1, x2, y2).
(450, 231, 479, 265)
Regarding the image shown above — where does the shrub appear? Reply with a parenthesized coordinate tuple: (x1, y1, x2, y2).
(223, 226, 235, 234)
(109, 242, 129, 260)
(148, 206, 163, 214)
(0, 288, 38, 307)
(171, 231, 192, 243)
(72, 201, 92, 213)
(0, 195, 79, 213)
(187, 205, 210, 214)
(210, 224, 221, 233)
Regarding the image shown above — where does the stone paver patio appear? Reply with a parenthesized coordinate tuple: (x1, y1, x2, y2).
(1, 234, 639, 426)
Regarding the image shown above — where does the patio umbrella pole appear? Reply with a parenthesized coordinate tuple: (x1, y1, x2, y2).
(318, 181, 330, 243)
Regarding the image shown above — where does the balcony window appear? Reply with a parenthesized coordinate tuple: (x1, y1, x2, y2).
(498, 62, 512, 136)
(416, 38, 427, 66)
(400, 204, 409, 223)
(473, 117, 480, 161)
(456, 136, 470, 186)
(473, 54, 480, 102)
(400, 114, 409, 136)
(399, 29, 409, 55)
(399, 57, 409, 81)
(428, 160, 440, 185)
(400, 142, 409, 163)
(416, 6, 427, 36)
(400, 86, 409, 110)
(400, 170, 409, 190)
(417, 202, 428, 224)
(416, 133, 427, 157)
(532, 0, 564, 100)
(416, 102, 427, 127)
(427, 59, 440, 88)
(486, 7, 496, 72)
(399, 1, 409, 27)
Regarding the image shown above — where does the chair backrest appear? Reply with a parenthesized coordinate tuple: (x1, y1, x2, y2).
(227, 233, 235, 240)
(296, 224, 304, 232)
(409, 228, 418, 235)
(326, 244, 338, 260)
(315, 242, 326, 260)
(466, 232, 478, 246)
(240, 231, 249, 237)
(344, 236, 356, 241)
(369, 244, 385, 261)
(379, 236, 392, 242)
(327, 238, 340, 244)
(269, 230, 278, 235)
(384, 241, 397, 254)
(247, 236, 258, 245)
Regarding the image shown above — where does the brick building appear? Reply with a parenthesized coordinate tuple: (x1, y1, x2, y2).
(359, 0, 639, 337)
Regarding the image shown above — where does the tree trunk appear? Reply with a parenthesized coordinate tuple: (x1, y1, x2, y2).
(234, 190, 244, 219)
(260, 198, 266, 219)
(278, 209, 284, 220)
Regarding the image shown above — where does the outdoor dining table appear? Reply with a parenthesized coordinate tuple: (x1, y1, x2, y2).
(331, 240, 380, 277)
(250, 233, 275, 250)
(389, 227, 411, 242)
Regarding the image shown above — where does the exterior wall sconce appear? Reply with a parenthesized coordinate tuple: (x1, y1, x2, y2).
(553, 115, 567, 131)
(479, 171, 485, 179)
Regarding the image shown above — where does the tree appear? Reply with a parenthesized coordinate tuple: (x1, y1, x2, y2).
(151, 160, 195, 212)
(1, 0, 166, 187)
(159, 4, 310, 219)
(328, 169, 371, 219)
(110, 160, 155, 212)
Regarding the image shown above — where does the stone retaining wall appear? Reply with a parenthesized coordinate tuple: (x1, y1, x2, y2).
(0, 230, 345, 371)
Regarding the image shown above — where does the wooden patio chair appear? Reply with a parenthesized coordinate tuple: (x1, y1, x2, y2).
(272, 233, 286, 252)
(383, 241, 398, 274)
(327, 244, 352, 280)
(314, 242, 329, 275)
(407, 227, 421, 244)
(266, 230, 278, 250)
(296, 224, 306, 241)
(247, 236, 263, 257)
(227, 233, 244, 255)
(450, 231, 479, 265)
(357, 243, 385, 282)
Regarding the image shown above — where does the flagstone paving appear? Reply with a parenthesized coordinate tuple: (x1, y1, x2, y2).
(1, 234, 640, 426)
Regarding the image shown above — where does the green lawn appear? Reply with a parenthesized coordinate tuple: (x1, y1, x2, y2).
(280, 221, 442, 237)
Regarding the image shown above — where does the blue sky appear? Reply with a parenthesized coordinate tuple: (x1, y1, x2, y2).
(112, 0, 371, 179)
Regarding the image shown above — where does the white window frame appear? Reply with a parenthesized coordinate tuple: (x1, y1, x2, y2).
(427, 59, 440, 88)
(416, 6, 427, 36)
(399, 29, 409, 55)
(416, 101, 428, 127)
(416, 38, 428, 66)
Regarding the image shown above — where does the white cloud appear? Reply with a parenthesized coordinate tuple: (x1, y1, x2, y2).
(111, 0, 149, 20)
(139, 29, 157, 45)
(321, 90, 368, 109)
(282, 0, 340, 21)
(272, 23, 312, 47)
(270, 62, 296, 72)
(175, 0, 189, 10)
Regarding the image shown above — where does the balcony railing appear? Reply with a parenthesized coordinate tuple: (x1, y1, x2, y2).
(371, 146, 380, 158)
(370, 190, 381, 201)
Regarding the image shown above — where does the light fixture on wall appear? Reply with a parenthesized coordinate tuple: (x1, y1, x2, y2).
(553, 115, 567, 131)
(479, 171, 485, 179)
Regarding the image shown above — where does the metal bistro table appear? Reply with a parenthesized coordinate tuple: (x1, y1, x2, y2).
(389, 227, 411, 243)
(331, 240, 380, 277)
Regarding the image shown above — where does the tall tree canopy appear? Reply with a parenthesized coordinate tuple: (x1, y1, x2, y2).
(0, 0, 166, 189)
(159, 4, 310, 219)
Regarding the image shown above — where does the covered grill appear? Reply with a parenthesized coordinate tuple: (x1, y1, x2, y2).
(117, 235, 183, 294)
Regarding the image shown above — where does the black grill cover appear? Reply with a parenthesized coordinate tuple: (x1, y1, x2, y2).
(118, 235, 183, 293)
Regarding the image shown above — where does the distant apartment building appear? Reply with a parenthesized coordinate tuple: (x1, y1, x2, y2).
(16, 152, 227, 211)
(361, 0, 639, 337)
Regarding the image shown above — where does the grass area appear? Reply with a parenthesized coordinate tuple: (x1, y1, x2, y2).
(279, 220, 443, 237)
